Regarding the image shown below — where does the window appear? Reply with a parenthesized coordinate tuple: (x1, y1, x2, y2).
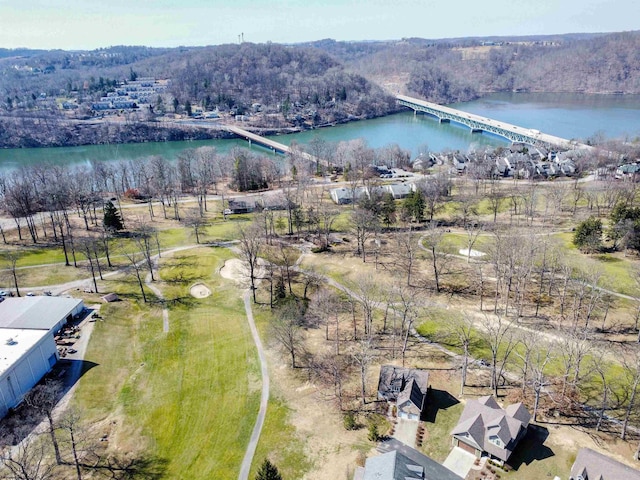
(489, 435, 502, 447)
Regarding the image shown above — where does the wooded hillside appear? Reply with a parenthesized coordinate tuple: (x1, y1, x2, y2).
(0, 31, 639, 147)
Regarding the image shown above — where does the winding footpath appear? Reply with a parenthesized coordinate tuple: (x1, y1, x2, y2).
(145, 271, 169, 333)
(238, 291, 270, 480)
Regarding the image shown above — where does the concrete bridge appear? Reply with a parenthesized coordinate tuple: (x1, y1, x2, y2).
(223, 125, 318, 164)
(224, 125, 292, 154)
(397, 94, 591, 151)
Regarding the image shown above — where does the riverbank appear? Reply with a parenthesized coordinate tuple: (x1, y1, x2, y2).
(0, 106, 403, 149)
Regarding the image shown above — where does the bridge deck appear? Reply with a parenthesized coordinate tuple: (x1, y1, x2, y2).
(224, 125, 291, 154)
(224, 125, 317, 162)
(396, 94, 590, 151)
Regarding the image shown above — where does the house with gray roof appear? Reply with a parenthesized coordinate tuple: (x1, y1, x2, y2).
(570, 448, 640, 480)
(377, 365, 429, 420)
(354, 447, 462, 480)
(451, 395, 530, 463)
(228, 197, 256, 214)
(329, 186, 368, 205)
(384, 183, 413, 200)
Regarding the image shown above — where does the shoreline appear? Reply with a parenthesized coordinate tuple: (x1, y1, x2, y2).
(0, 108, 403, 150)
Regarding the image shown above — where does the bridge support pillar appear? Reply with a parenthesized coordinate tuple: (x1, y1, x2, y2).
(439, 118, 450, 124)
(471, 128, 483, 134)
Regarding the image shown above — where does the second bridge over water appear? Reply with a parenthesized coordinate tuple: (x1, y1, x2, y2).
(397, 94, 591, 151)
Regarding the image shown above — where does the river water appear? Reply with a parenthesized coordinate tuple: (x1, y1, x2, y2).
(1, 93, 639, 171)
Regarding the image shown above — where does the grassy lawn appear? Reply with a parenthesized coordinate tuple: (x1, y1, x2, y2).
(501, 425, 575, 479)
(74, 246, 307, 479)
(552, 232, 640, 297)
(16, 264, 90, 288)
(421, 391, 464, 462)
(73, 248, 251, 478)
(250, 306, 311, 479)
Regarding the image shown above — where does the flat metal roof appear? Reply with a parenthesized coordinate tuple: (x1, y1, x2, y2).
(0, 297, 83, 331)
(0, 328, 49, 377)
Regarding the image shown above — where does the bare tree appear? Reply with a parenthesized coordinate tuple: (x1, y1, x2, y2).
(620, 346, 640, 441)
(350, 207, 379, 263)
(133, 222, 158, 282)
(464, 222, 484, 263)
(589, 350, 613, 432)
(479, 313, 518, 397)
(313, 353, 349, 411)
(422, 222, 450, 293)
(0, 434, 57, 480)
(308, 288, 342, 351)
(183, 209, 207, 244)
(531, 345, 552, 423)
(271, 301, 306, 368)
(393, 225, 418, 286)
(123, 249, 148, 303)
(448, 313, 475, 396)
(77, 238, 100, 294)
(351, 336, 375, 406)
(57, 409, 88, 480)
(24, 381, 64, 465)
(353, 274, 384, 338)
(390, 284, 421, 366)
(3, 252, 21, 297)
(237, 222, 264, 303)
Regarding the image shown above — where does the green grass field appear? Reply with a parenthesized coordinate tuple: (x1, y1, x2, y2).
(73, 247, 307, 479)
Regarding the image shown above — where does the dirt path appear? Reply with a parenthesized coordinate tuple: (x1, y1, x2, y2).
(238, 291, 270, 480)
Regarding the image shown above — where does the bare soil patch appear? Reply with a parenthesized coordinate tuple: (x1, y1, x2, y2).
(189, 282, 212, 298)
(219, 258, 266, 286)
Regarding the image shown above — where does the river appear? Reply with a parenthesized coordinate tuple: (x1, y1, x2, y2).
(1, 93, 639, 171)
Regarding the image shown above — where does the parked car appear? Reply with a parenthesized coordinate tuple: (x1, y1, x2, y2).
(0, 291, 8, 297)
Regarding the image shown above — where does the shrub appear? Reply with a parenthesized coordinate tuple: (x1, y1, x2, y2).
(367, 423, 380, 442)
(343, 412, 357, 430)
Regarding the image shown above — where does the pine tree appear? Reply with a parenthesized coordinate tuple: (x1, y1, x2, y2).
(103, 200, 124, 232)
(255, 458, 283, 480)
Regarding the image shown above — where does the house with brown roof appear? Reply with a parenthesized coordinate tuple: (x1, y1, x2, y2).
(570, 448, 640, 480)
(377, 365, 429, 420)
(451, 395, 530, 463)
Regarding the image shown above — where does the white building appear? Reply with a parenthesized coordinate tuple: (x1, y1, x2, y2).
(0, 297, 84, 417)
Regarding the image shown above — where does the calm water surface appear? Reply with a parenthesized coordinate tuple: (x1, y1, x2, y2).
(1, 93, 639, 171)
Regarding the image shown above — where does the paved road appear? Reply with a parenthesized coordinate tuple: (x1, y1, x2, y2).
(238, 291, 270, 480)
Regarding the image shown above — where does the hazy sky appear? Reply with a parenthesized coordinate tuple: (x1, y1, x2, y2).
(1, 0, 638, 50)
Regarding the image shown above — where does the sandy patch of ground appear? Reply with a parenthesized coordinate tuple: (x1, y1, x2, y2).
(459, 248, 486, 257)
(219, 258, 266, 287)
(190, 283, 211, 298)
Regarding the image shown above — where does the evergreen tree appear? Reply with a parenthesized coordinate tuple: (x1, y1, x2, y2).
(380, 192, 397, 227)
(573, 216, 602, 253)
(255, 458, 283, 480)
(402, 190, 425, 223)
(103, 200, 124, 232)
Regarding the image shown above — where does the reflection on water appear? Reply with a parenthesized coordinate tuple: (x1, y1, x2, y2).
(1, 93, 639, 171)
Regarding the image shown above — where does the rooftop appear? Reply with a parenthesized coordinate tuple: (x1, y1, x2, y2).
(0, 328, 49, 377)
(571, 448, 640, 480)
(362, 443, 463, 480)
(0, 297, 82, 331)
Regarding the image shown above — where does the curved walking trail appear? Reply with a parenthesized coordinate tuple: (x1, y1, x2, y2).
(238, 291, 270, 480)
(145, 271, 169, 333)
